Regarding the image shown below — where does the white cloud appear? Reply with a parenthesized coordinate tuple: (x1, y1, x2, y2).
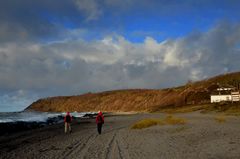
(0, 90, 37, 112)
(1, 22, 240, 111)
(74, 0, 102, 21)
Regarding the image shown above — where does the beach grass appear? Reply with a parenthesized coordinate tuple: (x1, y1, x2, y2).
(164, 115, 186, 125)
(131, 118, 164, 129)
(214, 115, 226, 123)
(131, 115, 186, 129)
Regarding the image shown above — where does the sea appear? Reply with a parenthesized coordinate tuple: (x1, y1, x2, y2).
(0, 111, 97, 123)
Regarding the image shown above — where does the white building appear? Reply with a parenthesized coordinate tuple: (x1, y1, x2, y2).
(211, 95, 232, 103)
(231, 91, 240, 101)
(210, 87, 240, 103)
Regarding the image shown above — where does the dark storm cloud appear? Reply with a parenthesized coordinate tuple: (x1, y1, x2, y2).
(0, 1, 59, 42)
(0, 0, 95, 42)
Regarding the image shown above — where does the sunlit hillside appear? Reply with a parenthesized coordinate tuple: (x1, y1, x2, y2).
(26, 72, 240, 112)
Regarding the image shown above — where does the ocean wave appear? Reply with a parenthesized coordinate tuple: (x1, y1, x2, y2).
(0, 111, 97, 123)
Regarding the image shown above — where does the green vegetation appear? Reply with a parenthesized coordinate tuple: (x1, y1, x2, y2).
(162, 104, 210, 113)
(201, 102, 240, 115)
(131, 115, 186, 129)
(161, 102, 240, 116)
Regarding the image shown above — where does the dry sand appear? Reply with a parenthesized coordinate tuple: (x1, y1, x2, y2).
(1, 112, 240, 159)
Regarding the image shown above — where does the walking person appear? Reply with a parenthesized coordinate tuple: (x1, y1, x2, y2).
(96, 111, 104, 134)
(64, 112, 72, 133)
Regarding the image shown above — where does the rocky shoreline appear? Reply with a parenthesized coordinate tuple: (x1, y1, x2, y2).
(0, 112, 97, 135)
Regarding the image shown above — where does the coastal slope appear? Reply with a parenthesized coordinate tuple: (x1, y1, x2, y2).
(26, 72, 240, 112)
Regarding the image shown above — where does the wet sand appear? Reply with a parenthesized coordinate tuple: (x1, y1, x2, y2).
(1, 112, 240, 159)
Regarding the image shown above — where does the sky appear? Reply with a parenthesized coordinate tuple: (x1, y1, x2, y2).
(1, 0, 240, 112)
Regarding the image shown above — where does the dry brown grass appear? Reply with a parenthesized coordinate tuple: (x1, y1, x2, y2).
(215, 115, 226, 123)
(162, 105, 209, 113)
(131, 115, 186, 129)
(131, 118, 164, 129)
(164, 115, 186, 125)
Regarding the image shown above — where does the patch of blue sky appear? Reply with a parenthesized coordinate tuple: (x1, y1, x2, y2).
(37, 1, 240, 44)
(121, 16, 203, 42)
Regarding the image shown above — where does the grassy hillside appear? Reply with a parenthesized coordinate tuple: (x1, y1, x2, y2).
(26, 71, 240, 112)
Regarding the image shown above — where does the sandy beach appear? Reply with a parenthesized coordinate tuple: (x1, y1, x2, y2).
(1, 112, 240, 159)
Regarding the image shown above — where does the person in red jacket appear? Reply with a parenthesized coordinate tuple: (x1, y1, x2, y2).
(96, 111, 104, 134)
(64, 112, 72, 133)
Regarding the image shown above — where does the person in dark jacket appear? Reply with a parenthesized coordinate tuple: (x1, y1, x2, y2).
(64, 112, 73, 133)
(96, 111, 104, 134)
